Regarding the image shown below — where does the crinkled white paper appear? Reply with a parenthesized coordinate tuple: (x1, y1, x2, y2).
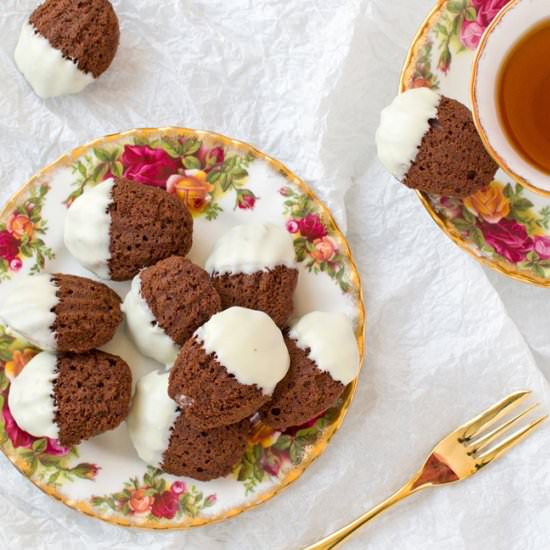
(1, 1, 550, 549)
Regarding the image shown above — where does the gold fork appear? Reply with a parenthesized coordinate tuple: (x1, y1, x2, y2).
(305, 390, 547, 550)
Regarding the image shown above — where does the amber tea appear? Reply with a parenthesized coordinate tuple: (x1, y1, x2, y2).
(497, 18, 550, 175)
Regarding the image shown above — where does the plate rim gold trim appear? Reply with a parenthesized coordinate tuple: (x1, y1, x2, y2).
(0, 126, 367, 530)
(399, 1, 550, 288)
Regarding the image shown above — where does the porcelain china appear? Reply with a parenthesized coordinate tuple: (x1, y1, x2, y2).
(401, 0, 550, 286)
(0, 128, 365, 528)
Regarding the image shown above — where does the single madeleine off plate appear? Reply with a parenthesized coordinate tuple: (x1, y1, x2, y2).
(0, 128, 365, 529)
(401, 0, 550, 286)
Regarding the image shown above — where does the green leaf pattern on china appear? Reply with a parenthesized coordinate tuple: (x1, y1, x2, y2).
(235, 406, 340, 495)
(91, 466, 216, 520)
(0, 183, 54, 280)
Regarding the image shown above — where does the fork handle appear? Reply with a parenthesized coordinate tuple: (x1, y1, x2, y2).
(304, 481, 419, 550)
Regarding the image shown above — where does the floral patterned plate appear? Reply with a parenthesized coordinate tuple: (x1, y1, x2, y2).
(401, 0, 550, 286)
(0, 128, 365, 528)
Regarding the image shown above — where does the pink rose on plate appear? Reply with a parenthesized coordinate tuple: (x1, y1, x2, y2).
(9, 258, 23, 272)
(205, 494, 217, 507)
(129, 488, 154, 515)
(235, 189, 257, 210)
(170, 480, 187, 495)
(460, 21, 485, 50)
(438, 196, 463, 219)
(286, 220, 300, 234)
(122, 145, 181, 188)
(438, 47, 451, 74)
(480, 218, 533, 263)
(260, 451, 284, 477)
(473, 0, 510, 25)
(45, 438, 70, 456)
(460, 0, 510, 50)
(197, 146, 224, 171)
(311, 237, 337, 263)
(151, 490, 179, 519)
(2, 402, 33, 449)
(0, 230, 19, 263)
(533, 236, 550, 260)
(239, 195, 256, 210)
(2, 400, 68, 455)
(298, 214, 327, 241)
(74, 463, 100, 479)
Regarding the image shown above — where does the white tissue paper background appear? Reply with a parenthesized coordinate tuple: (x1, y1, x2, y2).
(1, 1, 550, 549)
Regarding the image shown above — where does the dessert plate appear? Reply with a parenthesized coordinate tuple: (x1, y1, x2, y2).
(0, 128, 365, 528)
(401, 0, 550, 286)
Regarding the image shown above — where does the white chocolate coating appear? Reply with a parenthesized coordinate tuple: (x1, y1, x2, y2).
(122, 275, 180, 366)
(205, 223, 296, 275)
(194, 306, 289, 395)
(64, 179, 114, 280)
(8, 351, 59, 439)
(14, 23, 95, 99)
(289, 311, 360, 385)
(127, 369, 179, 467)
(0, 273, 58, 350)
(376, 88, 442, 180)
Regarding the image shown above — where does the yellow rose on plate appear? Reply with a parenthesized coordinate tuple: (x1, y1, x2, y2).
(166, 170, 214, 214)
(8, 213, 34, 240)
(249, 422, 278, 448)
(5, 348, 37, 381)
(464, 181, 511, 224)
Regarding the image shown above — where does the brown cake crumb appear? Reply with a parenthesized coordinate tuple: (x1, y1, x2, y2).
(404, 96, 498, 198)
(168, 337, 270, 430)
(29, 0, 119, 78)
(261, 336, 345, 430)
(54, 350, 132, 447)
(108, 178, 193, 281)
(162, 415, 250, 481)
(211, 265, 298, 328)
(52, 273, 122, 353)
(139, 257, 221, 345)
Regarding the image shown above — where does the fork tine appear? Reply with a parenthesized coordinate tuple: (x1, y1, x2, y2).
(460, 390, 532, 440)
(466, 403, 539, 454)
(476, 415, 548, 467)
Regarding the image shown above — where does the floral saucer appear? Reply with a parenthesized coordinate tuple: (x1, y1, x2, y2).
(401, 0, 550, 286)
(0, 128, 365, 528)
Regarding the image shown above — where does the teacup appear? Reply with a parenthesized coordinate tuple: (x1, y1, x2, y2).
(471, 0, 550, 195)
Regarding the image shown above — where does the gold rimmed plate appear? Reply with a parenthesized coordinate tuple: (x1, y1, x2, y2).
(401, 0, 550, 286)
(0, 128, 365, 529)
